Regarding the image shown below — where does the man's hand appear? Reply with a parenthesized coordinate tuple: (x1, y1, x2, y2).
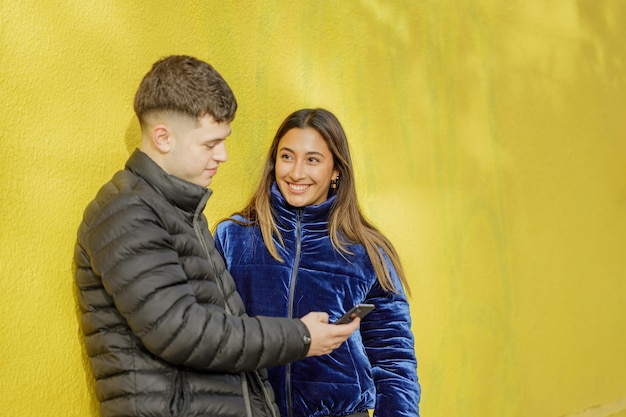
(300, 312, 361, 357)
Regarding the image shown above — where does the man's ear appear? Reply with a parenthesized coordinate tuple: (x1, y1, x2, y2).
(152, 124, 171, 153)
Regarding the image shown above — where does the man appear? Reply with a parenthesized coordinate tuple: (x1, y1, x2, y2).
(74, 55, 359, 417)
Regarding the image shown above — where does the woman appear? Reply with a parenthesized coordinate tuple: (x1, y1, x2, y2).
(215, 108, 420, 417)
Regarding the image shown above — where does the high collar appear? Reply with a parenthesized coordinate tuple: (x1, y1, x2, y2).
(126, 149, 212, 214)
(270, 182, 336, 230)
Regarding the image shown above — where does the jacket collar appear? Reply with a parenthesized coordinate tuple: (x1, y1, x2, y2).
(125, 149, 212, 214)
(270, 182, 336, 230)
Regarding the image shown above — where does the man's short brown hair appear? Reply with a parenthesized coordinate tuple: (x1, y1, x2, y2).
(134, 55, 237, 127)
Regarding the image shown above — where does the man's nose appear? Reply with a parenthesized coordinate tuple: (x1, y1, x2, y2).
(214, 141, 227, 163)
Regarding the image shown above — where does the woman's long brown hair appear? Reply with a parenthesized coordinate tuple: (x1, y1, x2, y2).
(228, 108, 410, 295)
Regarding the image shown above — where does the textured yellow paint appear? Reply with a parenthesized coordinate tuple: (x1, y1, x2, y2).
(1, 1, 625, 417)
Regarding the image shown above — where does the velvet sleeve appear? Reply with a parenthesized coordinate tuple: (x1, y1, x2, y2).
(360, 257, 421, 417)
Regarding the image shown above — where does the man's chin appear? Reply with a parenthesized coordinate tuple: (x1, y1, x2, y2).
(188, 178, 211, 188)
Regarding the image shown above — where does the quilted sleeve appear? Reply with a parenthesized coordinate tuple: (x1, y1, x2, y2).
(360, 257, 421, 417)
(80, 192, 310, 373)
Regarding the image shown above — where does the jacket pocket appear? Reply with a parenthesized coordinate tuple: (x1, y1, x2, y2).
(169, 371, 187, 417)
(243, 371, 277, 417)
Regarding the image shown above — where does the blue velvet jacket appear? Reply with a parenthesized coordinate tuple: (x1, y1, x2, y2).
(214, 184, 420, 417)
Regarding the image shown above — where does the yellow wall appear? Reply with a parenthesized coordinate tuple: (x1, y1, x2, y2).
(1, 1, 625, 416)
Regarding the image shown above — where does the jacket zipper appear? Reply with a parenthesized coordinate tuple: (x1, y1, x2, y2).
(193, 220, 231, 315)
(195, 213, 265, 417)
(286, 209, 303, 417)
(194, 211, 277, 417)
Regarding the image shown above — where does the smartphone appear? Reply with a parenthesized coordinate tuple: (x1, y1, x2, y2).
(334, 303, 375, 325)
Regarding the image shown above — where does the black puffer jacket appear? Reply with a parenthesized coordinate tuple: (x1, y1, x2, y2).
(74, 150, 311, 417)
